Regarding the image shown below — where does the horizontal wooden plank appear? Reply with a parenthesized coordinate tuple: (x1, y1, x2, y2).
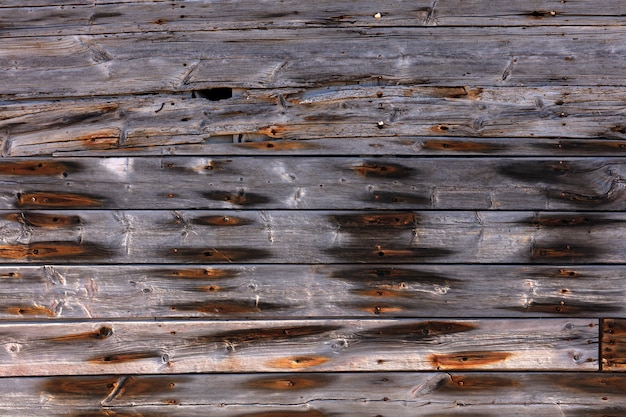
(0, 319, 598, 375)
(1, 27, 625, 100)
(3, 86, 626, 156)
(3, 371, 626, 416)
(0, 265, 622, 320)
(0, 210, 626, 264)
(2, 405, 623, 417)
(1, 0, 624, 40)
(1, 157, 626, 210)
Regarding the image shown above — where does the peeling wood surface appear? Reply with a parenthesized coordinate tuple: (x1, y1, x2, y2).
(0, 319, 598, 375)
(0, 265, 622, 320)
(1, 0, 624, 414)
(1, 157, 626, 209)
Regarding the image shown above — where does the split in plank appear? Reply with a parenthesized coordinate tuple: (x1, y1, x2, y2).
(0, 319, 598, 376)
(3, 86, 626, 156)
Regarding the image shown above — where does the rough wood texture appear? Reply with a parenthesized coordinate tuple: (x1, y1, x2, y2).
(1, 0, 624, 414)
(1, 27, 625, 101)
(0, 319, 598, 376)
(4, 372, 626, 416)
(0, 265, 620, 320)
(0, 210, 625, 264)
(1, 157, 626, 210)
(3, 85, 624, 156)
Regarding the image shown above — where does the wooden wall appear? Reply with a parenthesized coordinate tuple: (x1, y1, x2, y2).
(1, 0, 626, 415)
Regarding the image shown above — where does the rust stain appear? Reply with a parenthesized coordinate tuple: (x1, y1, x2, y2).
(508, 301, 621, 314)
(73, 129, 120, 148)
(67, 411, 161, 417)
(602, 319, 626, 369)
(352, 288, 411, 298)
(422, 139, 505, 153)
(0, 242, 108, 260)
(0, 160, 80, 176)
(170, 300, 285, 315)
(7, 305, 55, 317)
(330, 212, 418, 228)
(430, 124, 452, 133)
(41, 376, 119, 396)
(531, 245, 596, 260)
(427, 86, 469, 98)
(357, 304, 405, 315)
(258, 125, 287, 138)
(168, 247, 271, 263)
(4, 212, 81, 228)
(370, 190, 430, 205)
(48, 326, 113, 342)
(201, 325, 339, 346)
(267, 356, 329, 369)
(238, 141, 316, 150)
(430, 351, 512, 370)
(246, 374, 332, 391)
(16, 192, 103, 208)
(193, 215, 255, 226)
(168, 268, 238, 279)
(0, 271, 20, 279)
(89, 351, 160, 364)
(446, 374, 519, 391)
(112, 376, 187, 397)
(351, 161, 415, 178)
(203, 190, 271, 206)
(529, 215, 594, 227)
(331, 267, 458, 285)
(359, 321, 477, 341)
(558, 269, 579, 277)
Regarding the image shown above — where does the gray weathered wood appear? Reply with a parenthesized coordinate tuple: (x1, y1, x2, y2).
(2, 157, 626, 210)
(0, 210, 625, 264)
(0, 264, 620, 320)
(2, 86, 626, 156)
(3, 372, 625, 416)
(1, 0, 624, 40)
(2, 27, 625, 100)
(0, 319, 598, 376)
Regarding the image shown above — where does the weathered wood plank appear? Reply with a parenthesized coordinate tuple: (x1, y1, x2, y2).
(0, 210, 625, 264)
(1, 0, 624, 39)
(3, 372, 625, 416)
(0, 319, 598, 375)
(2, 157, 626, 210)
(0, 265, 620, 320)
(1, 27, 625, 100)
(3, 86, 625, 156)
(1, 405, 622, 417)
(602, 319, 626, 371)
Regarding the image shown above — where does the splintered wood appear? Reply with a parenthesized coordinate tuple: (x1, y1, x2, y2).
(1, 0, 625, 415)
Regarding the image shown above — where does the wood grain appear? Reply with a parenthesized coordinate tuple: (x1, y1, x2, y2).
(2, 86, 626, 156)
(1, 157, 626, 210)
(0, 265, 622, 320)
(0, 210, 624, 264)
(0, 319, 598, 376)
(2, 371, 625, 416)
(1, 0, 624, 40)
(1, 27, 625, 100)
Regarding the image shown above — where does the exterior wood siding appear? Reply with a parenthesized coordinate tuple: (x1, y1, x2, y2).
(1, 1, 625, 416)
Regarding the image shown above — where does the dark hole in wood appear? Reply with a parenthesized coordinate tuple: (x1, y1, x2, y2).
(195, 88, 233, 101)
